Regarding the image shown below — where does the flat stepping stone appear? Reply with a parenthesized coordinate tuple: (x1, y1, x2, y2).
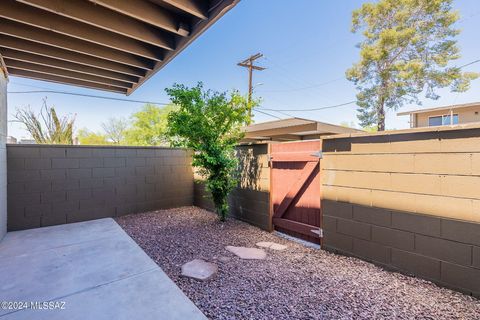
(225, 246, 266, 260)
(181, 259, 217, 281)
(256, 241, 288, 251)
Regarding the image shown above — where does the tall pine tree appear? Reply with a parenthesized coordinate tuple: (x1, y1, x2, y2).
(347, 0, 478, 131)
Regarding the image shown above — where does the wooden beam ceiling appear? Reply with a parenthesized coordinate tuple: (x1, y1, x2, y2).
(18, 0, 176, 50)
(0, 0, 164, 60)
(0, 35, 146, 77)
(9, 68, 129, 94)
(5, 58, 133, 89)
(0, 19, 154, 69)
(90, 0, 187, 35)
(130, 0, 237, 94)
(0, 49, 139, 84)
(1, 0, 240, 94)
(162, 0, 208, 20)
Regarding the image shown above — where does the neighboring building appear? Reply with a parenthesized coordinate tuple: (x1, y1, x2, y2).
(397, 102, 480, 128)
(18, 139, 36, 145)
(6, 136, 17, 144)
(242, 117, 362, 142)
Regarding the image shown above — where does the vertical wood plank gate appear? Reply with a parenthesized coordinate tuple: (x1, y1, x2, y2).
(270, 140, 322, 244)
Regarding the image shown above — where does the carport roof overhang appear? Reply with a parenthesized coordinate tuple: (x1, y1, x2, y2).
(243, 117, 363, 141)
(0, 0, 239, 95)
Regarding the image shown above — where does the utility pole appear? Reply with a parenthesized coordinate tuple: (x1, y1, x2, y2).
(237, 53, 265, 117)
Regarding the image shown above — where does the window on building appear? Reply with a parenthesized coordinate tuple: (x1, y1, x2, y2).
(428, 114, 458, 126)
(442, 114, 459, 125)
(428, 116, 442, 126)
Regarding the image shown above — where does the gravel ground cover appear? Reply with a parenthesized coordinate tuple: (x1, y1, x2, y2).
(116, 206, 480, 320)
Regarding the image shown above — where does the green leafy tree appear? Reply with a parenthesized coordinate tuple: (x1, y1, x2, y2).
(101, 117, 128, 144)
(347, 0, 478, 131)
(124, 104, 177, 146)
(362, 125, 379, 133)
(165, 83, 252, 221)
(15, 98, 75, 144)
(77, 129, 111, 145)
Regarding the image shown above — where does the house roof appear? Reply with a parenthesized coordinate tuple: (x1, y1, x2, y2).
(243, 117, 362, 141)
(0, 0, 239, 95)
(397, 102, 480, 116)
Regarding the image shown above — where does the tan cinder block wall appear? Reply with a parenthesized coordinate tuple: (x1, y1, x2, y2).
(321, 125, 480, 296)
(322, 126, 480, 222)
(416, 105, 480, 127)
(194, 143, 271, 230)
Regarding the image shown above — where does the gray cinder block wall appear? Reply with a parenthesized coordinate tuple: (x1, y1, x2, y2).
(0, 68, 7, 239)
(7, 145, 193, 231)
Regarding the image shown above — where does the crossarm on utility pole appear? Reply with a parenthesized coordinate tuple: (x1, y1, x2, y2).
(237, 53, 265, 118)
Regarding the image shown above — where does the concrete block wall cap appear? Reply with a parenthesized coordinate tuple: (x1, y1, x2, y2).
(7, 144, 189, 150)
(322, 122, 480, 140)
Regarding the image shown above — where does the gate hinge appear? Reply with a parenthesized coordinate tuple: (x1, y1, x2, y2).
(311, 228, 323, 238)
(267, 154, 273, 167)
(310, 151, 323, 159)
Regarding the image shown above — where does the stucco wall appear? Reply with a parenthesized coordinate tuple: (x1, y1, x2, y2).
(416, 104, 480, 127)
(7, 145, 193, 231)
(0, 70, 7, 239)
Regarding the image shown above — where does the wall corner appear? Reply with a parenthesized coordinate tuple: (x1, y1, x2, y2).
(0, 55, 8, 240)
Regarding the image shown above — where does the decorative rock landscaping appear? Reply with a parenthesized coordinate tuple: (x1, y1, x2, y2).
(116, 206, 480, 320)
(216, 256, 231, 263)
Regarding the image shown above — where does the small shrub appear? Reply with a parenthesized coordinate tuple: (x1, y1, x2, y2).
(165, 83, 252, 221)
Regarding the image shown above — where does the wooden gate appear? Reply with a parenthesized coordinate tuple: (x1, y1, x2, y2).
(270, 140, 322, 244)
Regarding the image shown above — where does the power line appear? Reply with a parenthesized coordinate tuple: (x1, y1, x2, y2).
(257, 57, 480, 113)
(459, 59, 480, 69)
(256, 95, 296, 118)
(7, 90, 169, 105)
(260, 54, 479, 95)
(458, 11, 480, 24)
(260, 58, 479, 94)
(258, 77, 344, 93)
(259, 100, 357, 112)
(263, 57, 335, 103)
(253, 108, 282, 120)
(267, 109, 295, 118)
(10, 81, 57, 91)
(255, 106, 295, 118)
(7, 56, 478, 114)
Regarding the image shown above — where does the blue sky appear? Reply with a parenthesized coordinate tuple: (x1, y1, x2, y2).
(6, 0, 480, 139)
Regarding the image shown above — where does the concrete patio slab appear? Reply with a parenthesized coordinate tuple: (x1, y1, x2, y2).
(0, 218, 206, 320)
(0, 218, 121, 259)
